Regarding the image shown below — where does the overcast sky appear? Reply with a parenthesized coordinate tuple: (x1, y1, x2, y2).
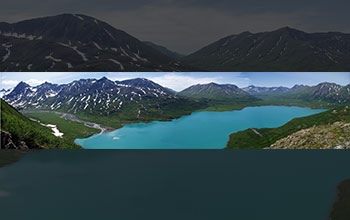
(0, 0, 349, 54)
(1, 72, 349, 91)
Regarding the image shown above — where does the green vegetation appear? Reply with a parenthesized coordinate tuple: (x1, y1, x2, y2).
(24, 112, 99, 144)
(330, 179, 350, 220)
(226, 105, 350, 149)
(74, 98, 207, 129)
(1, 99, 79, 149)
(196, 99, 332, 112)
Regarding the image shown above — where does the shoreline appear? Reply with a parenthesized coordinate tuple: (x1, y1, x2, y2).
(196, 101, 331, 113)
(76, 105, 325, 149)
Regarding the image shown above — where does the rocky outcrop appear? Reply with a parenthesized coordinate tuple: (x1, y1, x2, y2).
(268, 121, 350, 149)
(1, 130, 29, 150)
(329, 179, 350, 220)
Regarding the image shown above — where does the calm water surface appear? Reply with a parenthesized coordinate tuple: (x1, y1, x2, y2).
(76, 106, 326, 149)
(0, 150, 348, 220)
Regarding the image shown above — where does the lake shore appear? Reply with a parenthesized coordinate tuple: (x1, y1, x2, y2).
(76, 106, 324, 149)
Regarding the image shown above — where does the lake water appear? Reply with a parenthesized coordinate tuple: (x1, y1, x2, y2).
(75, 106, 326, 149)
(0, 150, 349, 220)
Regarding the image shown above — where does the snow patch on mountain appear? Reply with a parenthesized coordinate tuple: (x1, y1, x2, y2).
(2, 43, 12, 62)
(108, 59, 124, 70)
(58, 43, 88, 61)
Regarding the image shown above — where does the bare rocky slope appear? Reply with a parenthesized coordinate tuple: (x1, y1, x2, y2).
(269, 119, 350, 149)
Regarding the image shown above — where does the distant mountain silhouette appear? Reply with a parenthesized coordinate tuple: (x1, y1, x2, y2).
(182, 27, 350, 71)
(1, 16, 350, 72)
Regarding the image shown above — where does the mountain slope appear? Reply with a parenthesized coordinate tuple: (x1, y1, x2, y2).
(182, 27, 350, 71)
(1, 99, 77, 149)
(178, 82, 258, 102)
(3, 77, 206, 127)
(143, 41, 184, 59)
(0, 14, 189, 71)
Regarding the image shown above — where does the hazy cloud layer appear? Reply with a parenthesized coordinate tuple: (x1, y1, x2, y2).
(0, 0, 349, 54)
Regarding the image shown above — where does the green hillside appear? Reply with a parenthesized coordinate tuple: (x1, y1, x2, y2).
(1, 99, 79, 149)
(24, 112, 99, 145)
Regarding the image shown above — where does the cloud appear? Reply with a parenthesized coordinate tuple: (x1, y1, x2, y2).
(26, 79, 51, 86)
(148, 73, 222, 91)
(1, 80, 19, 87)
(1, 78, 50, 89)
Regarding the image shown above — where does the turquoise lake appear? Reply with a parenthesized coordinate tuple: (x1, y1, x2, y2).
(75, 106, 326, 149)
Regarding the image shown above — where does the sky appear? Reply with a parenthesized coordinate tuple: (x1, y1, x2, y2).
(1, 72, 349, 91)
(0, 0, 349, 54)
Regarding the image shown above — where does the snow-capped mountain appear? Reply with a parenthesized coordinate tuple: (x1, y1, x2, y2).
(0, 14, 190, 71)
(3, 77, 203, 120)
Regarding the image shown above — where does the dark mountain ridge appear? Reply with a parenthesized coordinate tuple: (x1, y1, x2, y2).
(182, 27, 350, 71)
(0, 14, 190, 71)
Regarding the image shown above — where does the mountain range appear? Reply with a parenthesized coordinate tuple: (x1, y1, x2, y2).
(278, 82, 350, 104)
(0, 14, 191, 72)
(182, 27, 350, 71)
(2, 77, 206, 127)
(1, 14, 350, 71)
(243, 83, 350, 104)
(3, 78, 349, 120)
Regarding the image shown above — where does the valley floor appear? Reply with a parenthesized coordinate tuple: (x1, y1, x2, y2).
(23, 111, 102, 146)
